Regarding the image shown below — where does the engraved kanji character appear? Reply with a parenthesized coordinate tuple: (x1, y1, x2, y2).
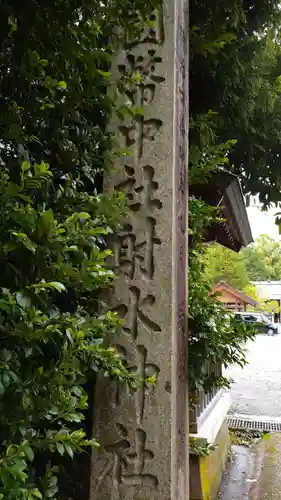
(113, 344, 160, 424)
(114, 165, 136, 202)
(132, 345, 160, 424)
(123, 428, 158, 487)
(112, 345, 129, 408)
(119, 118, 162, 160)
(99, 424, 158, 490)
(112, 224, 142, 279)
(112, 218, 161, 280)
(98, 423, 130, 489)
(136, 49, 165, 84)
(145, 9, 164, 45)
(115, 165, 162, 213)
(133, 9, 164, 46)
(114, 286, 161, 340)
(139, 216, 161, 279)
(134, 165, 163, 211)
(117, 50, 165, 106)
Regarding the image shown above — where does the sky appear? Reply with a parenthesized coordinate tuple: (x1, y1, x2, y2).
(247, 201, 281, 241)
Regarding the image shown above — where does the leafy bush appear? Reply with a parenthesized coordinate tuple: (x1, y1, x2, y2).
(189, 117, 256, 397)
(190, 0, 281, 204)
(189, 199, 256, 395)
(0, 0, 160, 498)
(0, 161, 138, 499)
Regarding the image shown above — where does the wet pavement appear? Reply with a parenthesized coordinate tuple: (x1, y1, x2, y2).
(218, 435, 281, 499)
(218, 333, 281, 499)
(225, 333, 281, 418)
(218, 446, 255, 500)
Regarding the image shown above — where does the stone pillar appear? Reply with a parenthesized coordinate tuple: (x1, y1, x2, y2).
(90, 1, 188, 499)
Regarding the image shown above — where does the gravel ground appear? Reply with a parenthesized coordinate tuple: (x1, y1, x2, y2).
(225, 332, 281, 418)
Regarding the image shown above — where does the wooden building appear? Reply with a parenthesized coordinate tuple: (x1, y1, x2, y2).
(190, 169, 253, 252)
(212, 281, 258, 311)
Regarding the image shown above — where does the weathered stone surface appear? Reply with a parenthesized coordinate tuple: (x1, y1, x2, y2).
(90, 1, 188, 499)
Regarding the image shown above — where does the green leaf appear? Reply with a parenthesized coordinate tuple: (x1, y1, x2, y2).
(65, 412, 83, 422)
(33, 281, 66, 293)
(66, 329, 73, 343)
(47, 282, 66, 292)
(30, 489, 43, 499)
(49, 476, 58, 487)
(23, 443, 34, 461)
(17, 194, 32, 203)
(21, 161, 30, 172)
(55, 429, 68, 439)
(0, 381, 5, 397)
(64, 444, 74, 458)
(97, 69, 111, 79)
(0, 300, 10, 311)
(2, 371, 10, 387)
(22, 393, 32, 409)
(72, 386, 82, 397)
(46, 486, 59, 498)
(65, 245, 79, 252)
(57, 80, 67, 89)
(16, 292, 31, 309)
(12, 233, 37, 253)
(6, 444, 18, 457)
(19, 424, 27, 437)
(56, 442, 64, 455)
(12, 458, 27, 474)
(23, 238, 37, 253)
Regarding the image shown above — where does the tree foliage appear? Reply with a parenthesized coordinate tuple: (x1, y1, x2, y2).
(243, 284, 280, 315)
(0, 0, 160, 498)
(242, 234, 281, 281)
(191, 0, 281, 205)
(189, 197, 256, 395)
(189, 124, 255, 398)
(203, 243, 249, 289)
(204, 234, 281, 288)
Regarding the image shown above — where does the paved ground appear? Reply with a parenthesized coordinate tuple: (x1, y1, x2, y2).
(218, 445, 256, 500)
(219, 435, 281, 499)
(218, 332, 281, 499)
(225, 333, 281, 418)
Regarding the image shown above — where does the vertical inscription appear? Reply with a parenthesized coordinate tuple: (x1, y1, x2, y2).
(113, 164, 162, 280)
(92, 5, 172, 499)
(97, 424, 158, 490)
(117, 24, 165, 161)
(115, 165, 162, 213)
(133, 345, 160, 424)
(137, 9, 165, 46)
(113, 344, 160, 424)
(119, 118, 162, 161)
(112, 217, 161, 281)
(114, 286, 161, 340)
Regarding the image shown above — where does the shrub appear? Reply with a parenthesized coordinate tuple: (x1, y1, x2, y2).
(0, 0, 160, 498)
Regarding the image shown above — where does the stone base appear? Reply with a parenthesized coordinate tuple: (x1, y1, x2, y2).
(189, 392, 231, 500)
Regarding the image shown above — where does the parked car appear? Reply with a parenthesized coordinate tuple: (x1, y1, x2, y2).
(234, 312, 278, 335)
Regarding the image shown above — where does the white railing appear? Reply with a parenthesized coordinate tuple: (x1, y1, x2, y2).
(190, 361, 222, 433)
